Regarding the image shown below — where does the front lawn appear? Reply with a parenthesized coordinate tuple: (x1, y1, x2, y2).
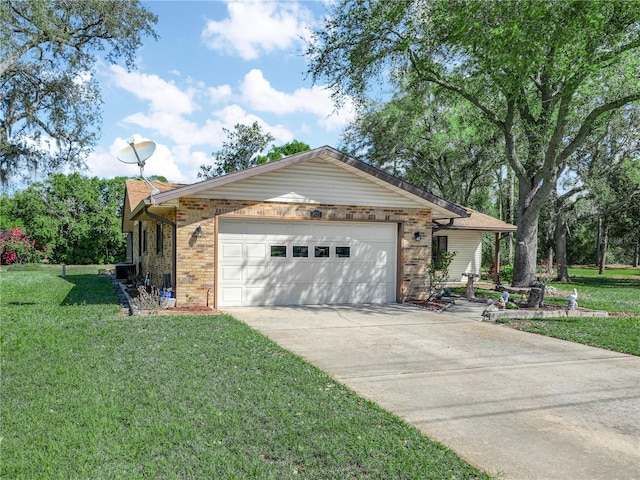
(494, 266, 640, 355)
(1, 265, 489, 479)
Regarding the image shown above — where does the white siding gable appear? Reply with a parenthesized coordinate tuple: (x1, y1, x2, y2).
(191, 158, 425, 209)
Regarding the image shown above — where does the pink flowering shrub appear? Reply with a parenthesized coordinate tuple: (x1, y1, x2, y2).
(0, 228, 45, 265)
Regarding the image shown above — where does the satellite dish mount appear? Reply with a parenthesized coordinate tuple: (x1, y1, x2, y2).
(117, 139, 159, 195)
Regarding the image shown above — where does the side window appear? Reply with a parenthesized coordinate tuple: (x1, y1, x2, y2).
(314, 246, 330, 258)
(335, 246, 351, 258)
(143, 229, 148, 253)
(432, 236, 448, 269)
(270, 245, 287, 257)
(156, 224, 163, 255)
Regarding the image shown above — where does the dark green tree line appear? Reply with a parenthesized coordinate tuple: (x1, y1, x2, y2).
(1, 174, 128, 264)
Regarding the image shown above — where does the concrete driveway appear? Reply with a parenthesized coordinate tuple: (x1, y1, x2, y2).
(228, 303, 640, 480)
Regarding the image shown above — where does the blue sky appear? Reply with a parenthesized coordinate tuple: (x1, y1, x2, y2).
(87, 0, 354, 183)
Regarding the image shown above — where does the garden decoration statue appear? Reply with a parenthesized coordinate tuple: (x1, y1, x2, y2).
(567, 288, 578, 310)
(497, 290, 509, 309)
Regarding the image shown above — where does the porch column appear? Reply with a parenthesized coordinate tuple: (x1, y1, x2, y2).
(494, 232, 501, 283)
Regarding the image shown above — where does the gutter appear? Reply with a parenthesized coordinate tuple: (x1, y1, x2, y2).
(143, 206, 177, 291)
(432, 218, 455, 233)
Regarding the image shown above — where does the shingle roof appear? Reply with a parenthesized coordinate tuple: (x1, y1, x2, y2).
(124, 179, 183, 209)
(122, 179, 183, 232)
(444, 207, 517, 232)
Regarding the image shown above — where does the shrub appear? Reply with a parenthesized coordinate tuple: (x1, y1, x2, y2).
(499, 264, 514, 284)
(0, 228, 45, 265)
(428, 251, 457, 299)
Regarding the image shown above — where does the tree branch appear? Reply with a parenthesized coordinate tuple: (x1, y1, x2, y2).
(559, 93, 640, 163)
(405, 48, 504, 129)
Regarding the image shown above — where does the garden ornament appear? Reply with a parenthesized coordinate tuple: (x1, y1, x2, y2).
(567, 288, 578, 310)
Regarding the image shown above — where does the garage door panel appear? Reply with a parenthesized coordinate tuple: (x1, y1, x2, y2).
(220, 287, 243, 305)
(246, 243, 267, 258)
(218, 219, 396, 306)
(221, 265, 243, 281)
(222, 243, 243, 258)
(221, 221, 246, 235)
(244, 222, 267, 235)
(244, 287, 264, 304)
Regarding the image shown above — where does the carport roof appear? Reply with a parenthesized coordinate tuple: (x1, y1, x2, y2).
(442, 207, 517, 233)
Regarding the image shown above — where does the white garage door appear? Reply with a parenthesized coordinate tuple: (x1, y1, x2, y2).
(218, 219, 397, 306)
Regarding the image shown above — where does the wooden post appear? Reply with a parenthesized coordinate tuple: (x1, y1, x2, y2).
(494, 233, 501, 283)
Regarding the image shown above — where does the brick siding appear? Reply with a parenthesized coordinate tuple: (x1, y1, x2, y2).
(169, 198, 432, 307)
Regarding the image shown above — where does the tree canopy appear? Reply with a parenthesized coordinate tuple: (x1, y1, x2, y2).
(256, 140, 311, 165)
(3, 174, 128, 264)
(198, 122, 310, 179)
(0, 0, 158, 189)
(198, 122, 275, 179)
(308, 0, 640, 286)
(341, 88, 501, 209)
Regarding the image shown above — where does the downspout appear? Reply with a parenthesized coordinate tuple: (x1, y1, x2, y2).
(432, 218, 455, 232)
(144, 206, 177, 292)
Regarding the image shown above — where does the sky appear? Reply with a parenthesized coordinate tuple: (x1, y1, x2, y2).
(87, 0, 354, 184)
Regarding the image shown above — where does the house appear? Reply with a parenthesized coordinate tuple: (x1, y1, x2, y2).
(121, 146, 516, 308)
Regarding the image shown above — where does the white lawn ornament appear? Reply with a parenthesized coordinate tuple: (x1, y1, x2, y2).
(567, 288, 578, 310)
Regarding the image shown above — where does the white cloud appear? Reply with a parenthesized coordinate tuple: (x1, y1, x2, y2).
(201, 1, 313, 60)
(109, 65, 196, 115)
(208, 84, 233, 104)
(120, 111, 226, 146)
(239, 69, 355, 131)
(214, 105, 294, 144)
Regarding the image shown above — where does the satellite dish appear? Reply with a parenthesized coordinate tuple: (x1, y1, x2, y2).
(117, 139, 160, 195)
(117, 140, 156, 168)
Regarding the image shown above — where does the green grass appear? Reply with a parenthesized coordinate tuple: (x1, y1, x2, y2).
(491, 266, 640, 355)
(1, 265, 489, 479)
(496, 316, 640, 355)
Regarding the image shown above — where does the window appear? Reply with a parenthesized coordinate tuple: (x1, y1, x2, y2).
(432, 236, 448, 269)
(270, 245, 287, 257)
(293, 246, 308, 258)
(143, 229, 148, 253)
(156, 224, 163, 255)
(314, 246, 330, 258)
(335, 246, 351, 258)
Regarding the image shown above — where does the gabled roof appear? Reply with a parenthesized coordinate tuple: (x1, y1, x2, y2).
(138, 146, 470, 219)
(121, 147, 516, 235)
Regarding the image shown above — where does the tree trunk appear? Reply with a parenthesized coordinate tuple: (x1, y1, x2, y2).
(512, 213, 539, 286)
(555, 207, 570, 282)
(596, 216, 602, 267)
(508, 168, 515, 264)
(634, 237, 639, 268)
(598, 220, 608, 275)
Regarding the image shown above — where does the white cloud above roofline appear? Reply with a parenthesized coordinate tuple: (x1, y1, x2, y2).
(201, 1, 314, 60)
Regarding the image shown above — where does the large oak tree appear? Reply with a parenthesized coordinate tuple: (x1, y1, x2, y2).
(0, 0, 157, 189)
(307, 0, 640, 286)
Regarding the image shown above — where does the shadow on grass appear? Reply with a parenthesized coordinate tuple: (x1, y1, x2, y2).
(570, 276, 640, 289)
(61, 274, 119, 306)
